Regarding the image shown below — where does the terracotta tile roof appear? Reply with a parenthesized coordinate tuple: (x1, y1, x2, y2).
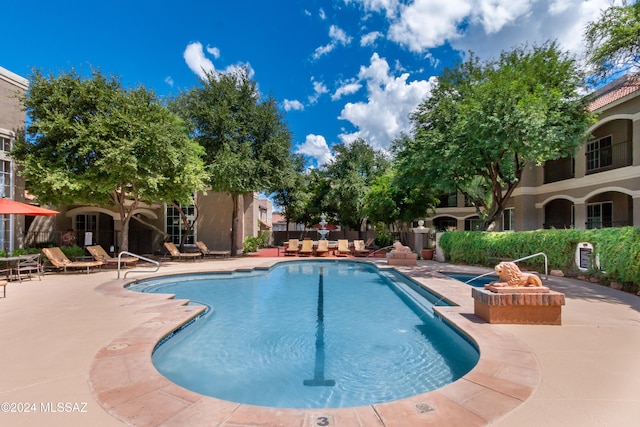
(588, 75, 640, 111)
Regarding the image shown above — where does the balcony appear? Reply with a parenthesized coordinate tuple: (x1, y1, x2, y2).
(544, 157, 574, 184)
(586, 140, 632, 175)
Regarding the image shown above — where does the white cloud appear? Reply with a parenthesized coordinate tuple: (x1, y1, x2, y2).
(164, 76, 174, 87)
(309, 78, 329, 104)
(332, 81, 363, 100)
(184, 42, 215, 79)
(296, 134, 334, 167)
(284, 99, 305, 111)
(344, 0, 615, 62)
(183, 41, 255, 81)
(388, 0, 472, 51)
(338, 53, 435, 150)
(361, 31, 383, 47)
(313, 24, 353, 59)
(319, 8, 327, 20)
(206, 45, 221, 58)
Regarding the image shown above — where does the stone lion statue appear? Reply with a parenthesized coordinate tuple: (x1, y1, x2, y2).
(491, 261, 543, 287)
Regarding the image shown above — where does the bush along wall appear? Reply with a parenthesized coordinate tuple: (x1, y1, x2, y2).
(438, 227, 640, 293)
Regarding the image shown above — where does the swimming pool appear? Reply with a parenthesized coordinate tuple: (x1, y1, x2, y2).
(441, 272, 499, 287)
(129, 261, 479, 408)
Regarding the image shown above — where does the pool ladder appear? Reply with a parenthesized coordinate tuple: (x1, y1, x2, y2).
(117, 251, 161, 279)
(464, 252, 548, 284)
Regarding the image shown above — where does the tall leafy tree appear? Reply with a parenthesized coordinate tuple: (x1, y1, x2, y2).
(584, 1, 640, 81)
(172, 68, 292, 254)
(270, 153, 309, 239)
(320, 139, 389, 233)
(398, 42, 594, 230)
(12, 69, 207, 251)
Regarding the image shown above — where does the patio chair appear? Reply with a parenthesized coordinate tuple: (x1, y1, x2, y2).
(364, 237, 378, 249)
(315, 239, 330, 257)
(86, 245, 139, 267)
(299, 239, 314, 256)
(15, 253, 44, 281)
(164, 242, 202, 261)
(336, 239, 351, 257)
(196, 241, 230, 258)
(41, 247, 104, 274)
(284, 239, 299, 256)
(353, 240, 371, 257)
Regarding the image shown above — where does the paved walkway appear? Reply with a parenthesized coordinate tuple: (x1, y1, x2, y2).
(0, 255, 638, 426)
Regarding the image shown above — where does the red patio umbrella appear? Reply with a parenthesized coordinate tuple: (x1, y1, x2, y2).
(0, 198, 59, 216)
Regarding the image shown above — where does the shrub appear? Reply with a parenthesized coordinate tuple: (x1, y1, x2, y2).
(243, 236, 260, 254)
(439, 227, 640, 288)
(60, 244, 86, 260)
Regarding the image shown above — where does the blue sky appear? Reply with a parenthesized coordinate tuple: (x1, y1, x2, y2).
(2, 0, 620, 168)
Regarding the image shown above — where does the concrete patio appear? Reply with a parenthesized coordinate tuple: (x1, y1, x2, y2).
(0, 255, 638, 426)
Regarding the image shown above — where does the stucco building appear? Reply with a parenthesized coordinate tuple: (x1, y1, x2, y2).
(428, 75, 640, 232)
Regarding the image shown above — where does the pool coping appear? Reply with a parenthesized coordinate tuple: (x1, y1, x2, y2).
(89, 259, 539, 426)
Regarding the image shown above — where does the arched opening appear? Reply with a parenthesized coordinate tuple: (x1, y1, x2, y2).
(585, 191, 633, 229)
(544, 199, 574, 229)
(431, 216, 458, 232)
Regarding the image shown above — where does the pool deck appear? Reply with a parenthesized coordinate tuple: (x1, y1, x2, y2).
(0, 255, 639, 426)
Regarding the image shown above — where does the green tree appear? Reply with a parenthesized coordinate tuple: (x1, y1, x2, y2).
(319, 139, 389, 234)
(270, 153, 309, 240)
(584, 1, 640, 80)
(12, 69, 207, 251)
(172, 68, 292, 254)
(398, 42, 594, 230)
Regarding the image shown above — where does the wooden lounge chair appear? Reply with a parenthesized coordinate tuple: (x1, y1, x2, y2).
(86, 245, 139, 267)
(336, 239, 351, 256)
(284, 239, 299, 256)
(353, 240, 371, 257)
(164, 242, 202, 261)
(42, 247, 104, 274)
(315, 239, 329, 257)
(299, 239, 314, 256)
(196, 241, 230, 258)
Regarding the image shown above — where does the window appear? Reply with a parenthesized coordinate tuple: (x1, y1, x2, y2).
(437, 193, 457, 208)
(587, 202, 612, 229)
(0, 160, 11, 198)
(75, 214, 97, 245)
(464, 217, 483, 231)
(586, 136, 612, 172)
(0, 138, 12, 251)
(502, 208, 515, 231)
(166, 204, 195, 245)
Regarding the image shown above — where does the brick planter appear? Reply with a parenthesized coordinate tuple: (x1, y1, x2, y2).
(472, 287, 565, 325)
(386, 252, 417, 266)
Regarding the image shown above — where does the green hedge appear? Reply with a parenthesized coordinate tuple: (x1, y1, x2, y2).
(439, 227, 640, 287)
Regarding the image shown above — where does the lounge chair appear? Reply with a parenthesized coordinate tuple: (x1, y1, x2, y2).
(86, 245, 139, 267)
(284, 239, 299, 256)
(315, 239, 329, 257)
(42, 247, 104, 274)
(299, 239, 314, 256)
(336, 239, 351, 256)
(364, 237, 377, 249)
(196, 241, 230, 258)
(353, 240, 371, 257)
(164, 242, 202, 261)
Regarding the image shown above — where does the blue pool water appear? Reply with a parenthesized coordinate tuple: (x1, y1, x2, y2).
(129, 261, 479, 408)
(441, 272, 499, 287)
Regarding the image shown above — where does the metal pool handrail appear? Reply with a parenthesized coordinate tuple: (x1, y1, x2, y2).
(117, 251, 160, 279)
(464, 252, 548, 284)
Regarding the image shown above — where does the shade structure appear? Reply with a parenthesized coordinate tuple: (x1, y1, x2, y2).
(0, 198, 59, 216)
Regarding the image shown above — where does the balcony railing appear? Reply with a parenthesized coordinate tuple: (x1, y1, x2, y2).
(544, 157, 574, 184)
(586, 140, 632, 174)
